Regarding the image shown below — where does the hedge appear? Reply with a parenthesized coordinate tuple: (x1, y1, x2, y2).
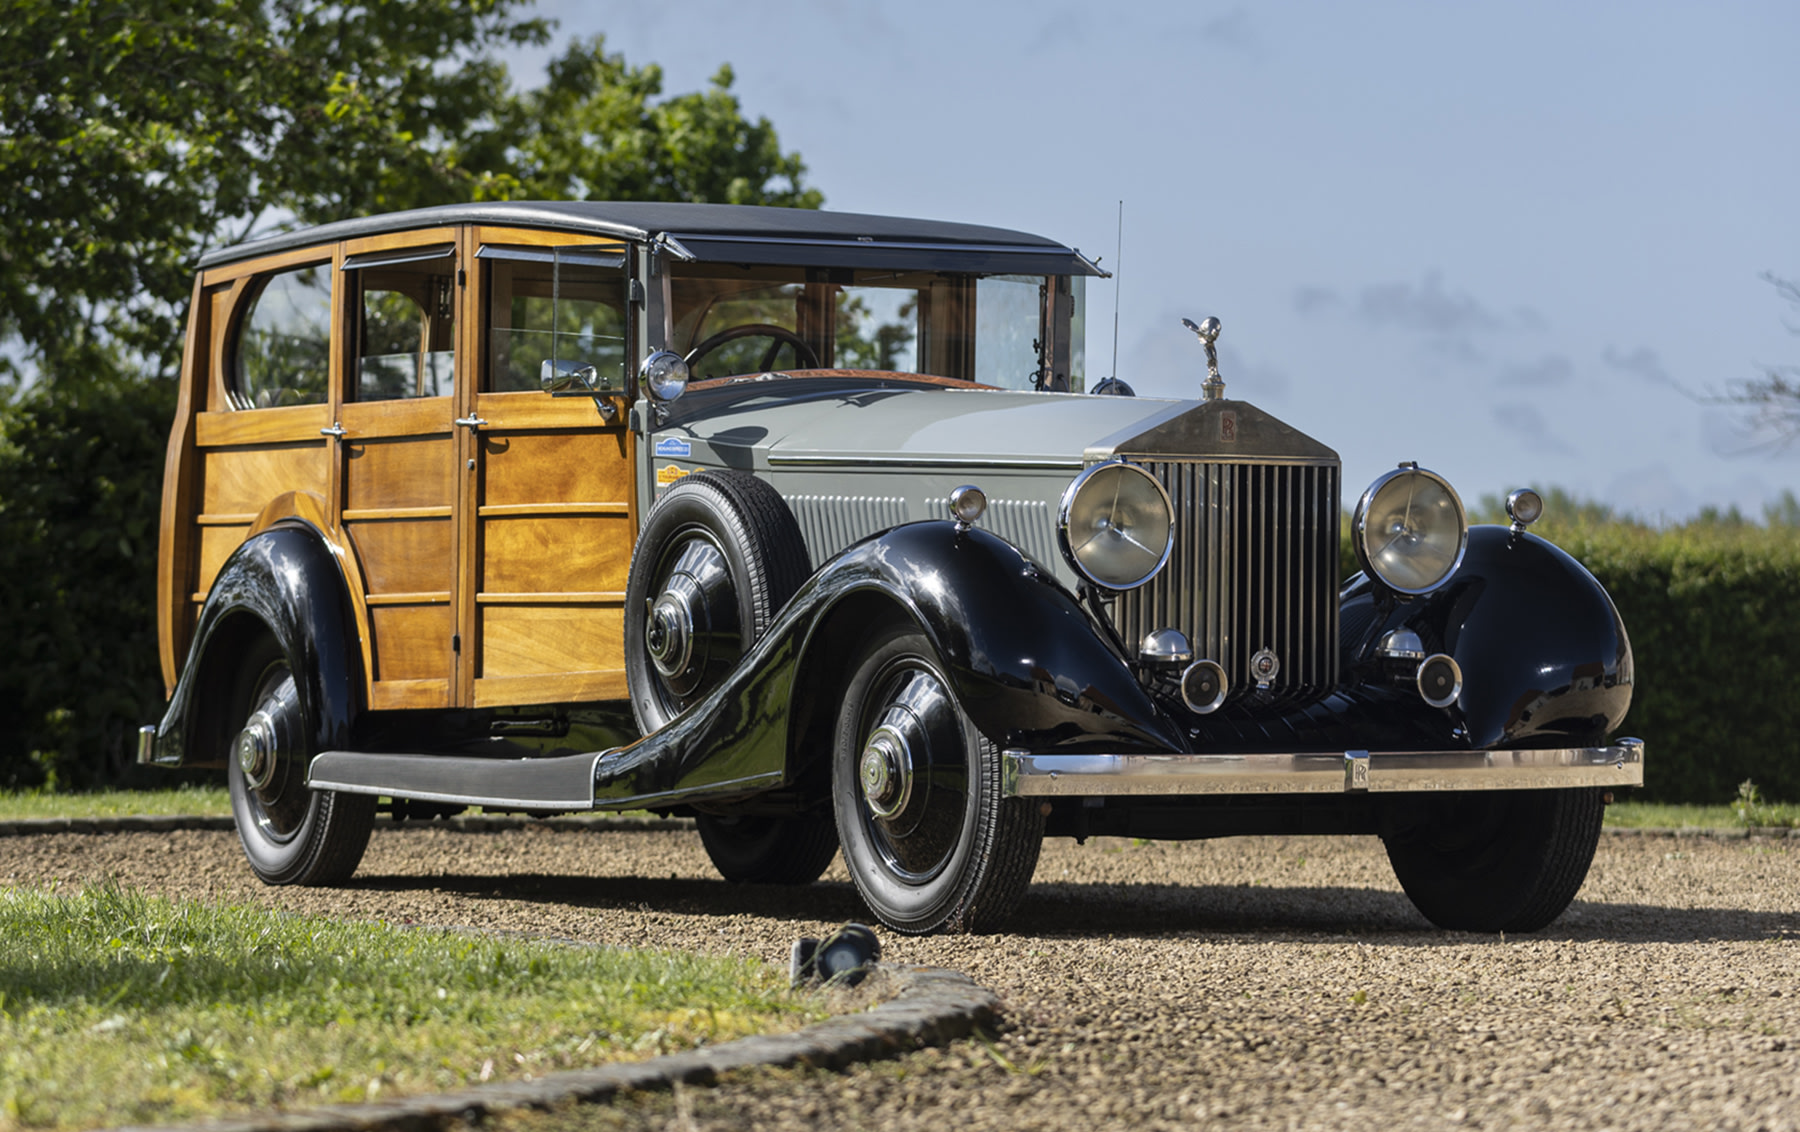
(1341, 516, 1800, 804)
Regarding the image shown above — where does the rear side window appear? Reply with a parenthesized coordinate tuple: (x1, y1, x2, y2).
(347, 244, 457, 401)
(233, 264, 332, 408)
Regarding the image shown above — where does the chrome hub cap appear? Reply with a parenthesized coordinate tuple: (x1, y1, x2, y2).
(858, 725, 914, 820)
(645, 592, 695, 680)
(235, 709, 279, 791)
(645, 536, 738, 702)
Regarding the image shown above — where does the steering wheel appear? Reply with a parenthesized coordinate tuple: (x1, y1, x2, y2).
(684, 324, 821, 374)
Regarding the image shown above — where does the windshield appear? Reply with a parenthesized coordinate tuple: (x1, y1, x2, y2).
(669, 264, 1083, 391)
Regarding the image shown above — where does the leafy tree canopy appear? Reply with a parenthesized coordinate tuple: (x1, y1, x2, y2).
(0, 2, 822, 388)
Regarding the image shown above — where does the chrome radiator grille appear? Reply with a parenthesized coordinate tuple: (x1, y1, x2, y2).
(1114, 460, 1341, 701)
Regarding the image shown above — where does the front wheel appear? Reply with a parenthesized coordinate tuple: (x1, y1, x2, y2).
(227, 640, 374, 886)
(1381, 787, 1605, 932)
(831, 628, 1043, 934)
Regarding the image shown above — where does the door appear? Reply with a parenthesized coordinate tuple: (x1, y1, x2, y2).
(333, 229, 463, 710)
(458, 229, 637, 708)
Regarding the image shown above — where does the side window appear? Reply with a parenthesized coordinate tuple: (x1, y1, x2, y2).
(346, 246, 457, 401)
(482, 246, 628, 392)
(233, 263, 331, 409)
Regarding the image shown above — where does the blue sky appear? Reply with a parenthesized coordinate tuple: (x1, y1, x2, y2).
(511, 1, 1798, 522)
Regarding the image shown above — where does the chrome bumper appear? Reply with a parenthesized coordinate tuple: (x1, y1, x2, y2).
(1002, 738, 1644, 797)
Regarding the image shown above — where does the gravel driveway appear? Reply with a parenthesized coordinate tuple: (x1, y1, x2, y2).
(4, 820, 1797, 1130)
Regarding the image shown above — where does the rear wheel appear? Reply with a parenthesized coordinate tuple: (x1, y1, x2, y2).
(694, 812, 839, 884)
(831, 628, 1043, 934)
(624, 471, 835, 882)
(1381, 787, 1604, 932)
(226, 639, 374, 885)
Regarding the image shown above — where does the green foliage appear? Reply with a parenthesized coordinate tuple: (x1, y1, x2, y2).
(0, 5, 823, 785)
(0, 884, 819, 1129)
(0, 372, 176, 787)
(506, 41, 822, 207)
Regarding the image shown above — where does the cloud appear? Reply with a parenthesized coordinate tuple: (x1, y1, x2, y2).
(1028, 6, 1093, 53)
(1292, 286, 1341, 316)
(1490, 402, 1571, 455)
(1198, 8, 1255, 50)
(1356, 273, 1503, 337)
(1496, 355, 1573, 388)
(1602, 345, 1674, 387)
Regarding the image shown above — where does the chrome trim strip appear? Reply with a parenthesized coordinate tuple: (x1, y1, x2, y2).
(768, 453, 1084, 470)
(1001, 738, 1644, 797)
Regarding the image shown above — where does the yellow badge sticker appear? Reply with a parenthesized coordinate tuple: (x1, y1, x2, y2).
(657, 464, 692, 486)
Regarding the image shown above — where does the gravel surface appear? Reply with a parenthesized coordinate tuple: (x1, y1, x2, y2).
(5, 820, 1798, 1131)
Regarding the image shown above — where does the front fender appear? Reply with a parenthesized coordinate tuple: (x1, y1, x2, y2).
(1345, 525, 1634, 749)
(149, 524, 363, 767)
(810, 523, 1186, 755)
(591, 520, 1184, 806)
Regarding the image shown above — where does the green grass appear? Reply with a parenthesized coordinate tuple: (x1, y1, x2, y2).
(0, 785, 231, 821)
(7, 789, 1795, 831)
(0, 885, 823, 1130)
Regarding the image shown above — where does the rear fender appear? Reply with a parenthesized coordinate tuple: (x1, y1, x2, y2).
(148, 524, 363, 767)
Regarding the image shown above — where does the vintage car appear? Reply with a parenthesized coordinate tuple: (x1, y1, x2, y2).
(140, 201, 1642, 935)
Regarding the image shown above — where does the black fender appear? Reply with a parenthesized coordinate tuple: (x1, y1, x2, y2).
(1342, 525, 1633, 749)
(150, 524, 363, 767)
(592, 521, 1185, 805)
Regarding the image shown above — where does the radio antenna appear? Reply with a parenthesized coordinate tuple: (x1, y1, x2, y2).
(1110, 200, 1123, 380)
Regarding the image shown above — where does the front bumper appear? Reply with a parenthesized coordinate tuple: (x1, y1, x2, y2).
(1002, 738, 1643, 797)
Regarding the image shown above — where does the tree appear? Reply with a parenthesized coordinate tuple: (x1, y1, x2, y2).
(1717, 273, 1800, 448)
(0, 5, 824, 785)
(504, 38, 823, 208)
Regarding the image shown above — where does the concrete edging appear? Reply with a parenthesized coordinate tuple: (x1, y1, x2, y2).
(111, 964, 1000, 1132)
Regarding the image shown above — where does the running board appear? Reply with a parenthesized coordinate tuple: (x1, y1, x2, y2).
(308, 750, 605, 811)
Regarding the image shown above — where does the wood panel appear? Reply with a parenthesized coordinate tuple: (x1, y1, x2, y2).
(478, 514, 631, 595)
(196, 524, 253, 593)
(195, 404, 331, 447)
(200, 443, 332, 516)
(471, 229, 627, 252)
(472, 391, 631, 432)
(342, 431, 455, 512)
(479, 424, 632, 507)
(346, 516, 454, 595)
(473, 670, 629, 709)
(476, 605, 624, 679)
(367, 604, 454, 682)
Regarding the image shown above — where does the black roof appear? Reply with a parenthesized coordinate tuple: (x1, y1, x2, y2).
(197, 201, 1104, 276)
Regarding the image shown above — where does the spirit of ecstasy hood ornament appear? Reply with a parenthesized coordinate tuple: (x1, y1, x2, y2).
(1181, 316, 1225, 401)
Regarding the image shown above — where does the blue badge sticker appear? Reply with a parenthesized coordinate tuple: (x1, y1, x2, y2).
(654, 436, 693, 458)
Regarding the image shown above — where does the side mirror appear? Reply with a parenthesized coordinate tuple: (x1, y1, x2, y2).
(540, 359, 600, 394)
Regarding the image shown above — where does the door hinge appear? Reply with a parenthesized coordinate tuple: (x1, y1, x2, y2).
(629, 278, 645, 305)
(452, 633, 461, 654)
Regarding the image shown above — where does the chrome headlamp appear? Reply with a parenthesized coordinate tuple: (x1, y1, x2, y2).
(1058, 459, 1175, 591)
(640, 350, 691, 402)
(1352, 464, 1468, 597)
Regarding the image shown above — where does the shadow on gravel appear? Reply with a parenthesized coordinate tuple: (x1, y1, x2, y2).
(347, 870, 873, 927)
(1016, 881, 1800, 945)
(342, 870, 1799, 946)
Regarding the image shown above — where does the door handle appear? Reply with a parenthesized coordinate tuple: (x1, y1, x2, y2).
(320, 422, 347, 439)
(453, 415, 490, 431)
